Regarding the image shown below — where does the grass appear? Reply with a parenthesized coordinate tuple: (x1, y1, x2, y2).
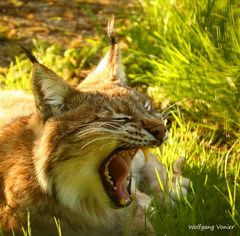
(123, 0, 240, 139)
(151, 111, 240, 235)
(124, 1, 239, 234)
(0, 0, 239, 235)
(0, 37, 104, 91)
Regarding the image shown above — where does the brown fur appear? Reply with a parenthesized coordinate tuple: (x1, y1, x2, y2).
(0, 22, 189, 236)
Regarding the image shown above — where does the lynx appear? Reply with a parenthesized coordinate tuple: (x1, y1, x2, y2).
(0, 20, 189, 236)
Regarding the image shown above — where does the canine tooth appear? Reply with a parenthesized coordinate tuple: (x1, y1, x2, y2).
(120, 198, 130, 205)
(120, 198, 127, 205)
(141, 148, 151, 163)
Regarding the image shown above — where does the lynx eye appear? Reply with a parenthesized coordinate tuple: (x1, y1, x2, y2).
(144, 101, 152, 111)
(112, 114, 132, 122)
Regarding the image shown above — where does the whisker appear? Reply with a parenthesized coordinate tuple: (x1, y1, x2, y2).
(80, 136, 114, 150)
(75, 121, 121, 136)
(161, 100, 186, 117)
(162, 106, 184, 120)
(76, 129, 100, 138)
(76, 126, 121, 139)
(161, 103, 183, 120)
(103, 123, 121, 130)
(162, 112, 171, 120)
(102, 121, 122, 127)
(100, 142, 125, 152)
(89, 121, 121, 128)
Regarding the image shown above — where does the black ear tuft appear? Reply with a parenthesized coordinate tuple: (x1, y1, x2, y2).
(19, 44, 39, 64)
(107, 15, 116, 46)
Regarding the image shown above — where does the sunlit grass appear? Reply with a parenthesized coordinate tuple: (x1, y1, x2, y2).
(0, 37, 104, 91)
(150, 111, 240, 235)
(120, 2, 240, 232)
(54, 217, 62, 236)
(0, 0, 239, 235)
(21, 211, 31, 236)
(123, 0, 240, 138)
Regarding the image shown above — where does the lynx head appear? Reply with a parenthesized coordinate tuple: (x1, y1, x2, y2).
(29, 19, 167, 220)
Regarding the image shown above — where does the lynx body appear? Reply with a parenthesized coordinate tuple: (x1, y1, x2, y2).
(0, 22, 189, 236)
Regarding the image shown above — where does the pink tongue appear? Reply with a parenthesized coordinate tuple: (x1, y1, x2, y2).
(116, 175, 130, 203)
(109, 157, 130, 203)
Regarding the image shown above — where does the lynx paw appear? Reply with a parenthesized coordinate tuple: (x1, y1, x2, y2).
(132, 151, 190, 207)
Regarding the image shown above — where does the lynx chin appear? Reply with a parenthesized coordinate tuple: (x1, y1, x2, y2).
(0, 19, 189, 236)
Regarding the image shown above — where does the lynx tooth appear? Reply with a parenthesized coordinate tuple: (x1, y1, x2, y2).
(141, 148, 151, 163)
(120, 198, 128, 205)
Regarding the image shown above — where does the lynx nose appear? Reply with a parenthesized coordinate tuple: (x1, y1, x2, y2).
(142, 118, 167, 142)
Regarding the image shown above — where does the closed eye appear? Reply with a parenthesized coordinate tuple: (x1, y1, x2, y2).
(144, 101, 152, 111)
(111, 115, 132, 122)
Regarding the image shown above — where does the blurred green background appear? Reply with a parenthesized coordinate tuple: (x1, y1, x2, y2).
(0, 0, 239, 235)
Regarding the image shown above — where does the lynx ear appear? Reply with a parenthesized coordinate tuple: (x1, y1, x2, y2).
(32, 63, 78, 120)
(20, 45, 78, 120)
(82, 18, 126, 86)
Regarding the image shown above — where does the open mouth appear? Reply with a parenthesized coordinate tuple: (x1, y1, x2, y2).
(100, 147, 151, 208)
